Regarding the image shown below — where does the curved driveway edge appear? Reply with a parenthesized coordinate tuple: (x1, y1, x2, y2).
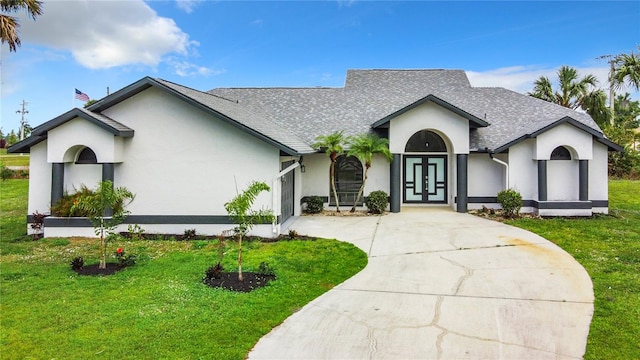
(249, 208, 594, 359)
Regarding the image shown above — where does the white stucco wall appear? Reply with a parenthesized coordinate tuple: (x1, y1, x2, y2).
(64, 163, 102, 194)
(591, 141, 609, 212)
(468, 153, 507, 197)
(47, 118, 123, 163)
(301, 153, 330, 198)
(28, 141, 51, 215)
(388, 102, 470, 154)
(507, 140, 538, 201)
(535, 122, 593, 160)
(547, 160, 579, 201)
(99, 87, 280, 216)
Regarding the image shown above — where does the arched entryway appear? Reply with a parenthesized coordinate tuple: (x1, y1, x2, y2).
(403, 130, 448, 203)
(331, 155, 363, 206)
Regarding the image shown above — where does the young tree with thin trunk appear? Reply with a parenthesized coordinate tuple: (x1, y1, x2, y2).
(312, 131, 345, 212)
(224, 181, 274, 281)
(71, 181, 135, 269)
(346, 133, 392, 213)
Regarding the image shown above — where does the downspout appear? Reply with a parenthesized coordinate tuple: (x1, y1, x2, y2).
(487, 148, 509, 189)
(272, 160, 300, 235)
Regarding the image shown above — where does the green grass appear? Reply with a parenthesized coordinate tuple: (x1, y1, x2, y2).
(2, 179, 639, 358)
(0, 149, 30, 167)
(0, 179, 367, 359)
(506, 180, 640, 359)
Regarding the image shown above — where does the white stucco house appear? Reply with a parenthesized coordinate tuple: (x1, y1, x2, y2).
(9, 69, 622, 238)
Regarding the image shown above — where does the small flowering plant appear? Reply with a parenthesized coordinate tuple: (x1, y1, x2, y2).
(114, 247, 136, 267)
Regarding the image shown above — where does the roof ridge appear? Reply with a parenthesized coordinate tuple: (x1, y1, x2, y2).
(156, 78, 240, 104)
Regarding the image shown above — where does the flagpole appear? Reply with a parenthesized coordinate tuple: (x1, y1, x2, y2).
(72, 88, 75, 108)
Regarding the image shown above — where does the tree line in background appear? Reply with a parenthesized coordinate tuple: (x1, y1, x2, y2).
(0, 127, 32, 149)
(528, 48, 640, 178)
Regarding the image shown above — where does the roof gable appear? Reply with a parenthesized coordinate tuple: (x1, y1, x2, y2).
(90, 77, 312, 155)
(492, 116, 623, 153)
(8, 108, 133, 153)
(371, 94, 490, 129)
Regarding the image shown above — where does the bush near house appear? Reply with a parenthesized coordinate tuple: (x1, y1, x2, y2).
(365, 190, 388, 214)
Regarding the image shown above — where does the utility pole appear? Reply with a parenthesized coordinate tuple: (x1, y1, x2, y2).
(597, 54, 615, 126)
(16, 100, 29, 141)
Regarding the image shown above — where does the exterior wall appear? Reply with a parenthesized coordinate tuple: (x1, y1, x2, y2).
(507, 140, 537, 213)
(547, 160, 579, 201)
(100, 87, 280, 217)
(64, 163, 101, 193)
(300, 153, 391, 210)
(301, 153, 330, 199)
(467, 152, 507, 210)
(366, 155, 391, 196)
(388, 102, 469, 154)
(47, 118, 123, 163)
(535, 123, 592, 160)
(28, 141, 52, 215)
(590, 141, 609, 214)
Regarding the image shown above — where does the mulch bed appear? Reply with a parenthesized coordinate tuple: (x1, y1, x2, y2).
(73, 263, 126, 276)
(202, 272, 276, 292)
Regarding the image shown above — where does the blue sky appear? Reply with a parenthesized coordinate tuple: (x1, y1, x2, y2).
(2, 0, 639, 135)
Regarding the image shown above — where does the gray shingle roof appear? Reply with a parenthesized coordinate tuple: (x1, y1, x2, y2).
(208, 69, 606, 152)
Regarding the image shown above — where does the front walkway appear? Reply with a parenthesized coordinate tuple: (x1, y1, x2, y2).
(249, 208, 594, 359)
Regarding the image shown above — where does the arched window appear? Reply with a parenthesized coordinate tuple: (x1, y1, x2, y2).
(550, 146, 572, 160)
(331, 155, 363, 205)
(75, 147, 98, 164)
(405, 130, 447, 152)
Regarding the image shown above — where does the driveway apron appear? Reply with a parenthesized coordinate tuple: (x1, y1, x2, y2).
(249, 208, 594, 359)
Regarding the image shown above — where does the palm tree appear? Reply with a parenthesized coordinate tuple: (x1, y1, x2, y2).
(1, 0, 43, 52)
(529, 65, 609, 126)
(346, 133, 392, 213)
(312, 131, 345, 212)
(613, 51, 640, 91)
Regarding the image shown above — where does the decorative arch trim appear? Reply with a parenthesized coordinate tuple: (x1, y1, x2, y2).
(405, 130, 447, 152)
(76, 147, 98, 164)
(550, 146, 572, 160)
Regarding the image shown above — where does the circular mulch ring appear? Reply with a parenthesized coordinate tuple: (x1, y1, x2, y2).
(73, 263, 125, 276)
(203, 272, 276, 292)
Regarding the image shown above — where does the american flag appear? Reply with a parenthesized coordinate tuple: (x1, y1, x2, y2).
(75, 89, 90, 102)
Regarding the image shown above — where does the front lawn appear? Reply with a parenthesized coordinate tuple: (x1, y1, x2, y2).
(507, 180, 640, 359)
(0, 179, 367, 359)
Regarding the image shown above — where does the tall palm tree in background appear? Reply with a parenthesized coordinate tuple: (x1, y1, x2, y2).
(312, 131, 345, 212)
(529, 65, 609, 127)
(1, 0, 42, 52)
(613, 50, 640, 92)
(346, 133, 392, 213)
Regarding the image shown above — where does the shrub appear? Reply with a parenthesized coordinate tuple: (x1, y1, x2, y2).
(365, 190, 388, 214)
(70, 257, 84, 271)
(30, 211, 46, 240)
(258, 262, 275, 277)
(114, 248, 136, 267)
(51, 185, 127, 217)
(1, 165, 14, 181)
(304, 196, 324, 214)
(127, 224, 145, 241)
(497, 188, 522, 217)
(204, 262, 224, 280)
(183, 228, 197, 240)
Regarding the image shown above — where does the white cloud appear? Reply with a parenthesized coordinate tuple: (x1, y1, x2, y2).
(166, 57, 225, 77)
(17, 0, 202, 70)
(467, 65, 611, 94)
(175, 0, 203, 14)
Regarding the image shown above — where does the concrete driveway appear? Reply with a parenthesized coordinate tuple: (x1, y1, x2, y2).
(249, 208, 594, 359)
